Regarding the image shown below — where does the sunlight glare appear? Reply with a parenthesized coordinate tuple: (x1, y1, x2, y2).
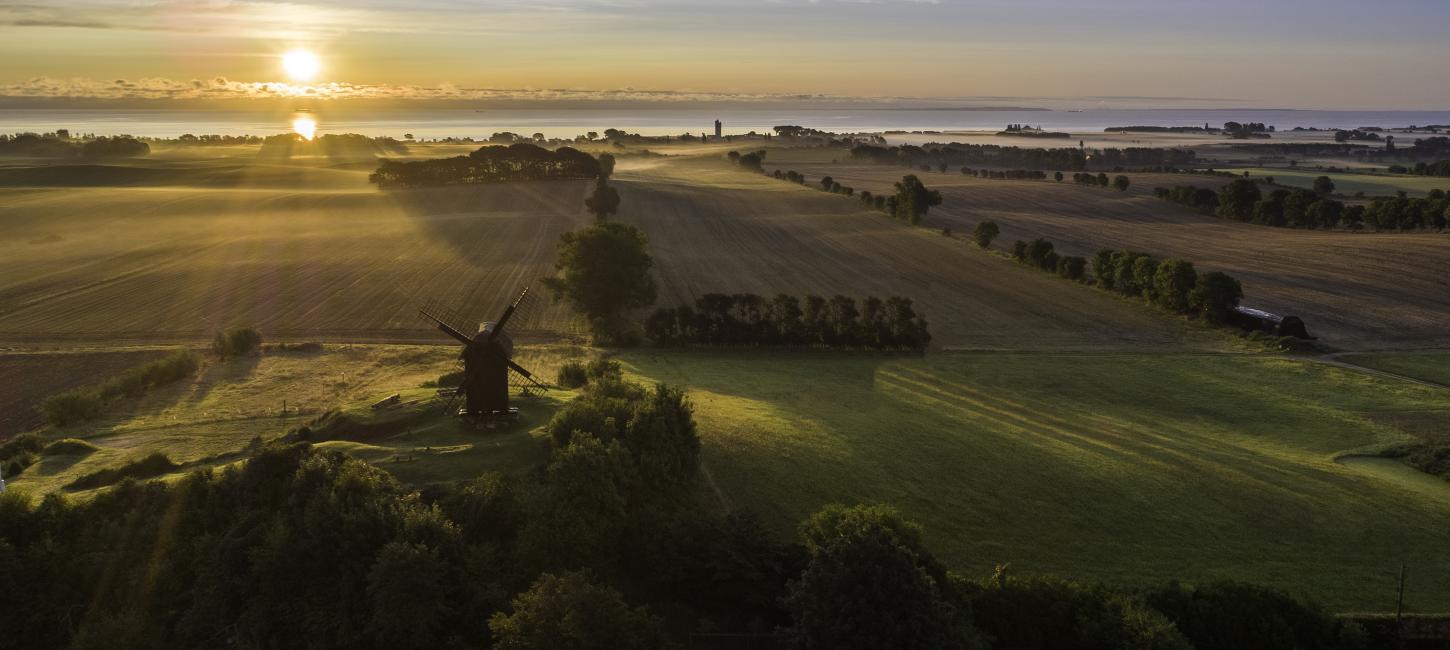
(292, 114, 317, 140)
(282, 49, 321, 81)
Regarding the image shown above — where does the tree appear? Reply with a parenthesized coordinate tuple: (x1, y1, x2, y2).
(597, 153, 616, 180)
(584, 179, 621, 221)
(1189, 272, 1242, 324)
(787, 504, 972, 650)
(489, 571, 667, 650)
(1054, 171, 1064, 182)
(543, 223, 657, 337)
(820, 175, 834, 192)
(1216, 179, 1262, 221)
(1312, 175, 1335, 197)
(972, 221, 1000, 249)
(366, 542, 455, 649)
(1113, 175, 1131, 192)
(892, 175, 943, 225)
(1152, 259, 1198, 313)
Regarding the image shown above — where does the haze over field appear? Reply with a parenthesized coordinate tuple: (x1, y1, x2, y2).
(4, 2, 1450, 648)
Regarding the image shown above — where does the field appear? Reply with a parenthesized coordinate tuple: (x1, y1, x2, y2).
(1231, 167, 1450, 198)
(620, 349, 1450, 611)
(764, 155, 1450, 349)
(5, 140, 1450, 615)
(3, 343, 585, 494)
(0, 149, 1210, 351)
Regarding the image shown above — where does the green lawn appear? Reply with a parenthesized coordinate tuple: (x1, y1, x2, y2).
(1339, 352, 1450, 387)
(622, 350, 1450, 612)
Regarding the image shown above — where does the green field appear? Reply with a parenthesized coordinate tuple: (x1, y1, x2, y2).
(620, 349, 1450, 611)
(1236, 167, 1450, 198)
(1339, 352, 1450, 387)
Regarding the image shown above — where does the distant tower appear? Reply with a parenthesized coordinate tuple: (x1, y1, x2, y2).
(714, 120, 722, 139)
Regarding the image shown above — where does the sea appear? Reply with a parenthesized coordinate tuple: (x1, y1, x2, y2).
(3, 107, 1449, 140)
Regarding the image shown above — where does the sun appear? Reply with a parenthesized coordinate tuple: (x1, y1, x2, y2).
(281, 49, 320, 82)
(292, 114, 317, 140)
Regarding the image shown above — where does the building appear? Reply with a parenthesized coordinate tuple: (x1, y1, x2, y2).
(1231, 306, 1313, 339)
(714, 119, 722, 138)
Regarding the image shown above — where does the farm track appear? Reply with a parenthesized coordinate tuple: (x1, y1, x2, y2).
(783, 163, 1450, 350)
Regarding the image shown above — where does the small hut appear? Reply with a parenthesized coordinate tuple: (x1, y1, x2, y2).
(1232, 306, 1313, 339)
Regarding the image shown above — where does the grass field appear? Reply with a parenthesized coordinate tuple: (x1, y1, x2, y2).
(620, 349, 1450, 611)
(3, 343, 585, 494)
(1338, 352, 1450, 387)
(1234, 167, 1450, 198)
(765, 158, 1450, 349)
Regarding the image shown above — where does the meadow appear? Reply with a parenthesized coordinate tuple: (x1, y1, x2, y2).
(620, 349, 1450, 611)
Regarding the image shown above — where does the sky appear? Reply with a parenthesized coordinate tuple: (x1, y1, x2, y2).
(0, 0, 1447, 109)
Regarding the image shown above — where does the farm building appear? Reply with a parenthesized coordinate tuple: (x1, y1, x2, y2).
(1232, 306, 1313, 339)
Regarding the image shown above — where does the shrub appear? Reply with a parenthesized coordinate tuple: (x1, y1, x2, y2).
(1152, 258, 1198, 313)
(433, 370, 464, 387)
(40, 389, 106, 427)
(972, 221, 1000, 249)
(1057, 256, 1087, 281)
(586, 358, 623, 382)
(556, 361, 588, 389)
(66, 452, 180, 490)
(213, 327, 262, 358)
(43, 438, 99, 456)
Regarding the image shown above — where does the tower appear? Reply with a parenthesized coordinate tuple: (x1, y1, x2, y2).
(714, 119, 722, 139)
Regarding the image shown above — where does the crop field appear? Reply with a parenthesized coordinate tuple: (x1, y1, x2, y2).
(766, 159, 1450, 349)
(0, 348, 169, 438)
(0, 150, 1214, 351)
(1232, 167, 1450, 198)
(0, 156, 591, 344)
(621, 349, 1450, 611)
(613, 158, 1208, 350)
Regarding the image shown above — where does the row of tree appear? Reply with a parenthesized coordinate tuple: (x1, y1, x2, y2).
(1093, 249, 1244, 323)
(1164, 179, 1449, 230)
(961, 168, 1048, 180)
(644, 293, 932, 350)
(1072, 172, 1131, 191)
(0, 133, 149, 158)
(850, 142, 1196, 171)
(370, 143, 602, 187)
(1010, 239, 1089, 281)
(1388, 160, 1450, 177)
(725, 152, 944, 226)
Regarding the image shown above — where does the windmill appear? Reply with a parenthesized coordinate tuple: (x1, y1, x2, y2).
(420, 287, 548, 421)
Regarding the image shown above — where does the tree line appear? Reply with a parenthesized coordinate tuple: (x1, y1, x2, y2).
(1388, 160, 1450, 177)
(726, 151, 943, 225)
(0, 132, 150, 158)
(1159, 179, 1449, 230)
(961, 168, 1048, 180)
(644, 293, 931, 350)
(850, 142, 1195, 172)
(1072, 172, 1131, 191)
(370, 143, 602, 188)
(1003, 235, 1245, 325)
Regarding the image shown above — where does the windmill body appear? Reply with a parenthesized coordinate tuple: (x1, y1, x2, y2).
(421, 287, 547, 421)
(465, 322, 513, 416)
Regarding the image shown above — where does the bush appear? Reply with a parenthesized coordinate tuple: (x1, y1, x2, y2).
(586, 358, 623, 382)
(972, 221, 1000, 249)
(39, 351, 199, 427)
(1189, 272, 1243, 324)
(40, 389, 106, 427)
(66, 452, 180, 491)
(43, 438, 99, 456)
(1145, 581, 1356, 650)
(556, 361, 588, 389)
(0, 434, 45, 477)
(488, 571, 667, 650)
(213, 327, 262, 358)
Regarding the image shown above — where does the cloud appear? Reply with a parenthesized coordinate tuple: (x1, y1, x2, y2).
(0, 75, 894, 103)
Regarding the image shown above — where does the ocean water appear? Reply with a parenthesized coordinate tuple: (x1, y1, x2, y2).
(3, 107, 1449, 140)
